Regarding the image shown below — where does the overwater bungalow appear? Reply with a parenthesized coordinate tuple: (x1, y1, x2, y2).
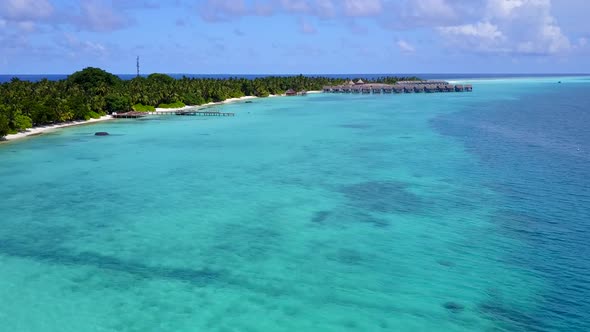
(321, 80, 471, 95)
(398, 80, 449, 85)
(286, 89, 297, 96)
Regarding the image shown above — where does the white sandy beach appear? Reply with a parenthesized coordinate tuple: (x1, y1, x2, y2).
(152, 95, 259, 113)
(2, 115, 113, 142)
(2, 91, 322, 142)
(151, 92, 320, 113)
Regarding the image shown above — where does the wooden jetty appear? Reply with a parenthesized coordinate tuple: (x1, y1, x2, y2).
(113, 110, 235, 119)
(174, 110, 234, 117)
(151, 110, 235, 116)
(322, 80, 473, 95)
(113, 112, 147, 119)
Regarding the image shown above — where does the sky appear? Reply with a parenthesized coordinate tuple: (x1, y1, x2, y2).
(0, 0, 589, 74)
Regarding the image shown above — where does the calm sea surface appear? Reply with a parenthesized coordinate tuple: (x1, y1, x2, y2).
(0, 77, 588, 331)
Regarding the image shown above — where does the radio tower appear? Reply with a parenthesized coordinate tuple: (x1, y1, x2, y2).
(136, 56, 140, 77)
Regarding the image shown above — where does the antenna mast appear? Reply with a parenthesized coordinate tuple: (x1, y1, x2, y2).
(136, 56, 140, 77)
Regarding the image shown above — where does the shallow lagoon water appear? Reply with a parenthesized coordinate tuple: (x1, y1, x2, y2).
(0, 78, 588, 331)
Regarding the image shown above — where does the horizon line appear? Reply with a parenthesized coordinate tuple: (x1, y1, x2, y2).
(1, 72, 589, 76)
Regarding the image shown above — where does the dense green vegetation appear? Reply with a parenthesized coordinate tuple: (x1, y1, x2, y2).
(0, 67, 420, 138)
(157, 101, 186, 109)
(132, 104, 155, 112)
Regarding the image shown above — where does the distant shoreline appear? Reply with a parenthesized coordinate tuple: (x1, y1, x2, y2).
(2, 74, 589, 84)
(1, 92, 321, 143)
(0, 73, 590, 84)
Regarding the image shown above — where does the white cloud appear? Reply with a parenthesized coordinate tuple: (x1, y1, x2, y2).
(74, 0, 128, 31)
(438, 0, 571, 55)
(439, 22, 503, 40)
(406, 0, 456, 20)
(387, 0, 463, 29)
(194, 0, 574, 56)
(60, 33, 108, 57)
(536, 22, 570, 54)
(397, 40, 415, 53)
(198, 0, 382, 32)
(207, 0, 382, 20)
(0, 0, 53, 20)
(200, 0, 248, 22)
(485, 0, 528, 18)
(253, 0, 274, 16)
(343, 0, 382, 17)
(299, 18, 317, 34)
(279, 0, 378, 17)
(439, 22, 506, 53)
(315, 0, 336, 17)
(280, 0, 310, 13)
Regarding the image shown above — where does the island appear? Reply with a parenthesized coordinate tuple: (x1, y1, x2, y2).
(0, 67, 423, 140)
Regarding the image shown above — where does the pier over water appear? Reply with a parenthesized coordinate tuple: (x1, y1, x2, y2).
(113, 110, 235, 118)
(322, 80, 473, 94)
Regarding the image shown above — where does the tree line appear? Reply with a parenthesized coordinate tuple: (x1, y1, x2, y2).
(0, 67, 420, 138)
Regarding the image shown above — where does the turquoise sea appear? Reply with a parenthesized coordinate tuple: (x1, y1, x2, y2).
(0, 77, 589, 331)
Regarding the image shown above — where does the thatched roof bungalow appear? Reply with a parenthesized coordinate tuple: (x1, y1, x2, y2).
(321, 81, 472, 94)
(398, 80, 449, 85)
(286, 89, 297, 96)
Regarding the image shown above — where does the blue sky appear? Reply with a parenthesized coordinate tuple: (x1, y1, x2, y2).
(0, 0, 589, 74)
